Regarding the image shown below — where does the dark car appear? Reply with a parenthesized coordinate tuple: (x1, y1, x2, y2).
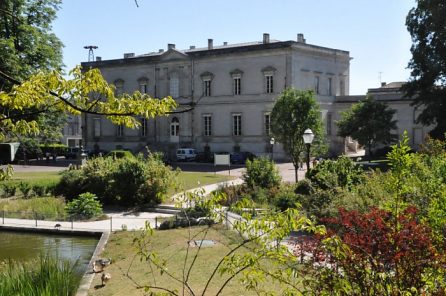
(230, 152, 256, 164)
(64, 147, 80, 159)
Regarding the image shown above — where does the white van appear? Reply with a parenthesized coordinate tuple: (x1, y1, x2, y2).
(176, 148, 197, 161)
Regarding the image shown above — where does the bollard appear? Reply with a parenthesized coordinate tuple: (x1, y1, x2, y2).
(2, 210, 4, 224)
(110, 216, 113, 232)
(155, 217, 158, 229)
(71, 218, 73, 229)
(35, 212, 37, 227)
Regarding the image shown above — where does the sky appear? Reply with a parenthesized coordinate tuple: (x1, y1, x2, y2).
(52, 0, 416, 95)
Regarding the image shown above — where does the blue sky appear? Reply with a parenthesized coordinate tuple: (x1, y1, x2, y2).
(53, 0, 415, 95)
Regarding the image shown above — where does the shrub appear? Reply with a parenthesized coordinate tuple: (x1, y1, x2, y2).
(274, 185, 300, 212)
(18, 182, 32, 198)
(57, 154, 176, 206)
(306, 156, 364, 191)
(243, 157, 281, 189)
(65, 192, 103, 219)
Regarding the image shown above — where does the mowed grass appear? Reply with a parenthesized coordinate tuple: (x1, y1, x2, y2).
(168, 172, 235, 196)
(2, 171, 62, 187)
(89, 226, 283, 296)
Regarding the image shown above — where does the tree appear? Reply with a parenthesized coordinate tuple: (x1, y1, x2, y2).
(337, 95, 397, 157)
(404, 0, 446, 139)
(271, 88, 325, 182)
(0, 0, 63, 91)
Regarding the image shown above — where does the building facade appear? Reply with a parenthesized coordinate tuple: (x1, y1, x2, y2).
(81, 33, 350, 159)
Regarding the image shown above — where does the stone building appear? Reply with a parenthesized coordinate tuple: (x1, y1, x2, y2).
(81, 33, 350, 159)
(333, 82, 430, 154)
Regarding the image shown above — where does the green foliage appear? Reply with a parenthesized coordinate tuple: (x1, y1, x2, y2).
(271, 87, 326, 181)
(404, 0, 446, 138)
(0, 0, 63, 90)
(0, 66, 177, 141)
(273, 184, 300, 212)
(57, 154, 177, 206)
(337, 95, 398, 156)
(306, 155, 364, 191)
(65, 192, 103, 219)
(0, 255, 80, 296)
(0, 197, 66, 220)
(0, 164, 13, 181)
(106, 150, 134, 159)
(243, 157, 281, 189)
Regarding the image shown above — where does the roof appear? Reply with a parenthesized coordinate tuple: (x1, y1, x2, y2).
(81, 38, 349, 67)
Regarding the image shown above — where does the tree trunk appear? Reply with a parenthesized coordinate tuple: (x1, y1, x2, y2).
(294, 165, 298, 183)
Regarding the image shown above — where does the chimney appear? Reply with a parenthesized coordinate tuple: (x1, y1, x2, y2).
(208, 39, 213, 50)
(263, 33, 270, 44)
(167, 43, 175, 50)
(189, 45, 196, 49)
(158, 49, 164, 53)
(96, 56, 102, 61)
(123, 53, 135, 58)
(381, 82, 387, 87)
(297, 33, 306, 43)
(223, 42, 228, 46)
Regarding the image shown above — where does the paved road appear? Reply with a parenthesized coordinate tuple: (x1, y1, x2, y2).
(6, 160, 307, 182)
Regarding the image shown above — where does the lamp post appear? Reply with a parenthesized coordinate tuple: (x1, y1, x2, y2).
(269, 137, 275, 160)
(302, 129, 314, 170)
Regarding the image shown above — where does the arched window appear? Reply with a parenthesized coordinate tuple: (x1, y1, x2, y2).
(170, 117, 179, 136)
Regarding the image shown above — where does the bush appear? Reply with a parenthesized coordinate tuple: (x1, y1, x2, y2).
(65, 192, 103, 219)
(243, 157, 281, 189)
(57, 154, 177, 206)
(18, 182, 32, 198)
(306, 156, 364, 191)
(274, 185, 300, 212)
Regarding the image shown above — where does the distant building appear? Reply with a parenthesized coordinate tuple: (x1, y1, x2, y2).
(81, 33, 350, 159)
(79, 34, 428, 159)
(333, 82, 431, 154)
(61, 115, 82, 147)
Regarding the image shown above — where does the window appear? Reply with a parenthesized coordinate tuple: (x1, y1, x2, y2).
(203, 114, 212, 136)
(116, 125, 124, 137)
(314, 76, 320, 94)
(204, 80, 211, 96)
(262, 66, 276, 94)
(138, 77, 148, 94)
(328, 77, 333, 96)
(93, 118, 101, 137)
(170, 73, 179, 98)
(326, 112, 332, 136)
(200, 72, 214, 97)
(170, 117, 179, 136)
(232, 114, 241, 136)
(140, 118, 147, 137)
(114, 79, 124, 96)
(234, 77, 241, 95)
(230, 69, 243, 95)
(266, 75, 274, 93)
(264, 113, 271, 135)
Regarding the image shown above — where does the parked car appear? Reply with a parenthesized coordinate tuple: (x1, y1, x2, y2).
(64, 147, 80, 159)
(176, 148, 197, 161)
(230, 151, 256, 164)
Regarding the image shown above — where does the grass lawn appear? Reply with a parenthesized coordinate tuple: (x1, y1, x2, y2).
(88, 225, 285, 296)
(168, 172, 235, 196)
(3, 171, 62, 186)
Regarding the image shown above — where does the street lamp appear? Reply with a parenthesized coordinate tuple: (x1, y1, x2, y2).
(270, 137, 275, 160)
(302, 129, 314, 170)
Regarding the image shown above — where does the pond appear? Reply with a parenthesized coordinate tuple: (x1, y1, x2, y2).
(0, 230, 98, 274)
